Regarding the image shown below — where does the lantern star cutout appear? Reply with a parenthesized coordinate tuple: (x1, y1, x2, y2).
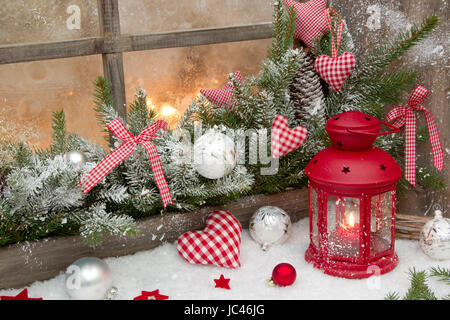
(283, 0, 329, 49)
(133, 289, 169, 300)
(214, 274, 231, 290)
(200, 71, 242, 108)
(0, 289, 43, 300)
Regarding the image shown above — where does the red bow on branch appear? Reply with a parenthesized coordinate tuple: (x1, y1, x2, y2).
(385, 86, 444, 186)
(82, 119, 173, 208)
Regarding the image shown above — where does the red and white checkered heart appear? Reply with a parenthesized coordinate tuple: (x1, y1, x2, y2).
(177, 210, 242, 269)
(314, 52, 356, 92)
(271, 115, 308, 158)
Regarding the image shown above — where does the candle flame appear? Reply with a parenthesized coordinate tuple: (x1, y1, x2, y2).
(348, 213, 355, 228)
(160, 105, 177, 117)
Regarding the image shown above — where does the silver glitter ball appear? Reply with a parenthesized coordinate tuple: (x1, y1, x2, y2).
(249, 206, 292, 251)
(193, 130, 236, 179)
(65, 150, 87, 166)
(105, 286, 119, 300)
(65, 257, 113, 300)
(420, 210, 450, 260)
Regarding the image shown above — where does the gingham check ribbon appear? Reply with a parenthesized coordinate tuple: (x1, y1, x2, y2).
(82, 119, 173, 208)
(385, 86, 444, 186)
(200, 71, 242, 107)
(314, 8, 356, 92)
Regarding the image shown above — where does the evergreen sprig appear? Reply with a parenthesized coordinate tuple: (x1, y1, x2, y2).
(386, 267, 449, 300)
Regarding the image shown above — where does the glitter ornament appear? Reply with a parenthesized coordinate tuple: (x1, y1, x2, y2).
(249, 206, 292, 251)
(65, 257, 114, 300)
(193, 130, 236, 179)
(420, 210, 450, 260)
(65, 150, 87, 166)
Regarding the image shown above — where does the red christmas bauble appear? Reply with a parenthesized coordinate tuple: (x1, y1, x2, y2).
(272, 263, 297, 286)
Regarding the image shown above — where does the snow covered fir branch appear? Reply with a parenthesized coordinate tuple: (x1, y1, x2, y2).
(0, 2, 445, 247)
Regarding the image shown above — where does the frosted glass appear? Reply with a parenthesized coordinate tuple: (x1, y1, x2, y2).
(123, 39, 271, 126)
(119, 0, 272, 34)
(0, 55, 104, 149)
(0, 0, 99, 45)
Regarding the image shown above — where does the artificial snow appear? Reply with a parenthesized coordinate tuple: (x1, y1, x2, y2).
(0, 218, 448, 300)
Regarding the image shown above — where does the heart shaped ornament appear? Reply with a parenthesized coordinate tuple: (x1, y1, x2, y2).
(177, 210, 242, 269)
(314, 52, 356, 92)
(271, 115, 308, 158)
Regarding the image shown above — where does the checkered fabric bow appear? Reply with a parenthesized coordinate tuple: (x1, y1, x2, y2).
(200, 71, 242, 107)
(271, 115, 308, 158)
(385, 86, 444, 187)
(314, 8, 356, 92)
(82, 118, 173, 208)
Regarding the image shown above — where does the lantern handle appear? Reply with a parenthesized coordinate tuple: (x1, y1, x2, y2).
(346, 120, 400, 136)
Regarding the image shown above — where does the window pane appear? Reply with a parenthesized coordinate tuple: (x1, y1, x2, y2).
(370, 191, 393, 256)
(119, 0, 272, 34)
(0, 0, 99, 45)
(0, 56, 104, 149)
(123, 39, 271, 127)
(327, 196, 360, 258)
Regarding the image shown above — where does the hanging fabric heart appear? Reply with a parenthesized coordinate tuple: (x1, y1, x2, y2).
(283, 0, 329, 50)
(271, 115, 308, 158)
(177, 210, 242, 269)
(314, 8, 356, 92)
(200, 71, 243, 107)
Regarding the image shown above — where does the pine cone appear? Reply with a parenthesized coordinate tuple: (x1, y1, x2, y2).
(289, 41, 327, 125)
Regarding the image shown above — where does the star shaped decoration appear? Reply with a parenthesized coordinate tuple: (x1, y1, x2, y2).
(214, 274, 231, 290)
(133, 289, 169, 300)
(380, 164, 387, 171)
(284, 0, 329, 49)
(0, 289, 43, 300)
(342, 167, 350, 174)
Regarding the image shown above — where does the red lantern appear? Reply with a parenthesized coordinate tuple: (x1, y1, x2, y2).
(304, 111, 402, 278)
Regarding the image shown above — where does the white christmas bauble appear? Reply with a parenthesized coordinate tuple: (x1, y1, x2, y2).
(65, 150, 87, 166)
(65, 257, 114, 300)
(193, 130, 236, 179)
(419, 210, 450, 260)
(249, 206, 292, 251)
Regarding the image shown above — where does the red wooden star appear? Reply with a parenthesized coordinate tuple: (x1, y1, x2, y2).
(0, 289, 43, 300)
(284, 0, 329, 49)
(133, 289, 169, 300)
(214, 274, 231, 290)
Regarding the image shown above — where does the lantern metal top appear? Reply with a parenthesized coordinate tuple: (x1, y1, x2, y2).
(305, 111, 402, 190)
(325, 110, 399, 150)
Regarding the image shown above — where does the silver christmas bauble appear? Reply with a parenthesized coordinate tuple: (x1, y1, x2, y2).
(65, 150, 87, 166)
(193, 130, 236, 179)
(65, 257, 113, 300)
(249, 206, 292, 251)
(420, 210, 450, 260)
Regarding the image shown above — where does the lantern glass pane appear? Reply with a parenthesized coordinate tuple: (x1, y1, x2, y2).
(311, 187, 319, 248)
(327, 196, 360, 258)
(370, 191, 393, 256)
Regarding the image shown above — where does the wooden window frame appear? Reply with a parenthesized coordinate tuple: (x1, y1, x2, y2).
(0, 0, 272, 119)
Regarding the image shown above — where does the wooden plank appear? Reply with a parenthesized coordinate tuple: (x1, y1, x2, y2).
(0, 37, 103, 65)
(0, 23, 273, 65)
(120, 22, 273, 52)
(98, 0, 127, 120)
(0, 188, 309, 289)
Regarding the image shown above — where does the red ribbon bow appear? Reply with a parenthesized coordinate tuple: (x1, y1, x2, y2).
(325, 8, 344, 59)
(82, 119, 173, 208)
(385, 86, 444, 186)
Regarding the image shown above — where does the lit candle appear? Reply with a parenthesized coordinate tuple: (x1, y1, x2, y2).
(336, 212, 360, 240)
